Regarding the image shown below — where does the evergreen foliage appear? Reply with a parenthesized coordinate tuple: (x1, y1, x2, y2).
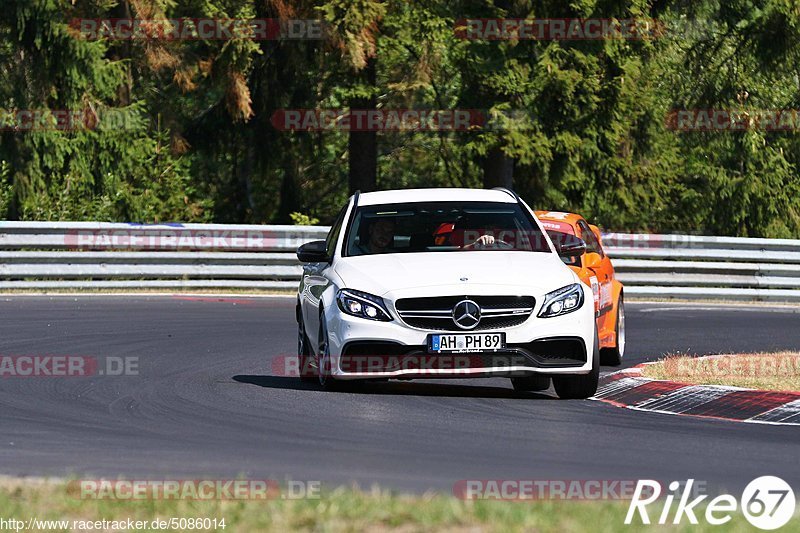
(0, 0, 797, 236)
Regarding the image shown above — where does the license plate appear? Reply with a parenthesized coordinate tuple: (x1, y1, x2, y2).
(428, 333, 505, 353)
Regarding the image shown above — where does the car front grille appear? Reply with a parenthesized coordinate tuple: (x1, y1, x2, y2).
(394, 295, 535, 331)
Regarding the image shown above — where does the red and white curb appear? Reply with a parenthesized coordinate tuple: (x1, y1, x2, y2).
(591, 363, 800, 426)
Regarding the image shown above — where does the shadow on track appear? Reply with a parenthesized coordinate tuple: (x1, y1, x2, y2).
(233, 374, 555, 400)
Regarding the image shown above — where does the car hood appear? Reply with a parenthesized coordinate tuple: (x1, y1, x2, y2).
(334, 252, 576, 297)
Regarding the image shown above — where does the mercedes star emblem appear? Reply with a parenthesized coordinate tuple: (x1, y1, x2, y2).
(452, 299, 481, 330)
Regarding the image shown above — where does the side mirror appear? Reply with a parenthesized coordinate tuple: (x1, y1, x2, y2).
(583, 251, 602, 269)
(548, 231, 586, 258)
(297, 240, 329, 263)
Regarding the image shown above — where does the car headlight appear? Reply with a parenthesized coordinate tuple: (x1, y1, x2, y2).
(538, 283, 584, 318)
(336, 289, 393, 322)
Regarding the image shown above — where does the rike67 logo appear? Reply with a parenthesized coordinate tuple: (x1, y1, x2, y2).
(626, 476, 796, 530)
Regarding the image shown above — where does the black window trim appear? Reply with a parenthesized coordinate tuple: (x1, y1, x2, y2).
(338, 191, 360, 258)
(577, 220, 604, 258)
(325, 205, 348, 260)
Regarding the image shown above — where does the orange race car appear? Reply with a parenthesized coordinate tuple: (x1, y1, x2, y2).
(535, 211, 625, 366)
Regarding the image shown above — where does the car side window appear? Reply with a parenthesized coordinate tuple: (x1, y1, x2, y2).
(546, 230, 581, 267)
(326, 206, 347, 259)
(577, 221, 604, 257)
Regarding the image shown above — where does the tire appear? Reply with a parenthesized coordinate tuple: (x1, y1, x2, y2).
(552, 330, 600, 399)
(510, 375, 551, 392)
(297, 311, 315, 383)
(600, 296, 625, 367)
(317, 313, 351, 391)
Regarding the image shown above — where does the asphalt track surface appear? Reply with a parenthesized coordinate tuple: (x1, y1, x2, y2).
(0, 295, 798, 495)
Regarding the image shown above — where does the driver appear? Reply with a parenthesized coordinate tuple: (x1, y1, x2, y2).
(462, 232, 499, 249)
(355, 217, 397, 254)
(434, 223, 502, 250)
(356, 217, 509, 255)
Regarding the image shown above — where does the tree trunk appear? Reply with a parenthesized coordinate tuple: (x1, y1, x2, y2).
(348, 57, 377, 194)
(482, 145, 514, 189)
(277, 161, 300, 223)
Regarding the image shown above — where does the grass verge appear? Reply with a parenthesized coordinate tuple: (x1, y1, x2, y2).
(641, 352, 800, 392)
(0, 477, 779, 532)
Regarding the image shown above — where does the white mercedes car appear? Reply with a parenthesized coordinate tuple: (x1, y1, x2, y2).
(295, 188, 599, 398)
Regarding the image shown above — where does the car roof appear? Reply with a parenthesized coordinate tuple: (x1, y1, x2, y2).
(356, 188, 517, 206)
(535, 210, 586, 225)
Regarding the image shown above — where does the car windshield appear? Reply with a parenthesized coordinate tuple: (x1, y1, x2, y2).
(345, 201, 551, 256)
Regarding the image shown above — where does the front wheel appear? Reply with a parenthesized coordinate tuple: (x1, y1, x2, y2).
(552, 330, 599, 399)
(317, 316, 335, 389)
(297, 313, 315, 383)
(600, 296, 625, 367)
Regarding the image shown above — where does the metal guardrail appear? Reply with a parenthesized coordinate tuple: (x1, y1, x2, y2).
(603, 233, 800, 301)
(1, 222, 799, 301)
(0, 222, 328, 290)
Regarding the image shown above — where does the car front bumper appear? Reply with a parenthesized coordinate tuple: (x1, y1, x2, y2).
(323, 288, 596, 380)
